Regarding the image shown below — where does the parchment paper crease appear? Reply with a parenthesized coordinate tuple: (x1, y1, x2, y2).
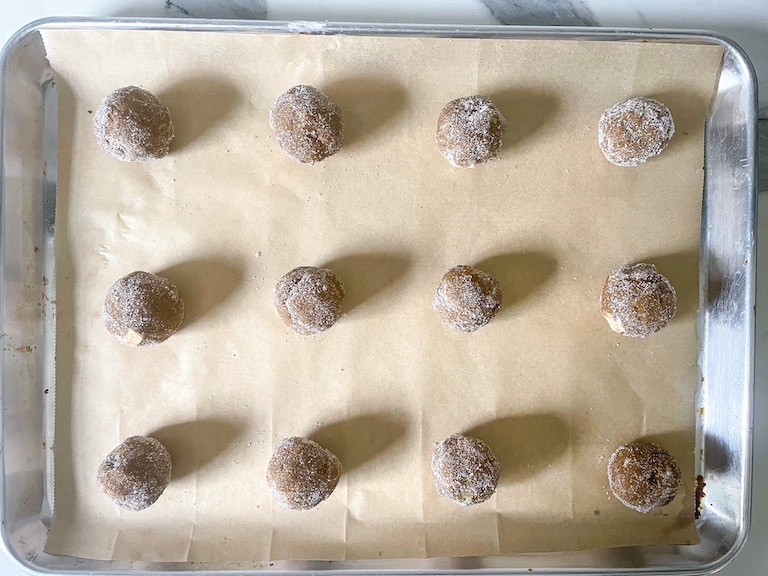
(41, 29, 723, 562)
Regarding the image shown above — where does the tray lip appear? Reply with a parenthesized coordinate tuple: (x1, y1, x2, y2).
(0, 16, 758, 576)
(1, 14, 766, 53)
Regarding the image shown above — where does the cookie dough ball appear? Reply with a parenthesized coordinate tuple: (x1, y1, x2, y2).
(432, 433, 499, 506)
(436, 96, 506, 167)
(599, 263, 676, 338)
(97, 435, 172, 511)
(274, 266, 345, 335)
(267, 437, 342, 510)
(93, 86, 174, 162)
(103, 271, 185, 346)
(608, 441, 682, 513)
(433, 265, 502, 332)
(269, 85, 344, 164)
(598, 97, 675, 166)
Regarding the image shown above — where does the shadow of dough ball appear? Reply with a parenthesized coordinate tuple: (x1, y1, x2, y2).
(433, 265, 502, 332)
(97, 435, 172, 511)
(599, 263, 676, 337)
(607, 441, 682, 513)
(436, 95, 506, 167)
(598, 97, 674, 166)
(269, 85, 344, 164)
(103, 271, 185, 346)
(274, 266, 345, 335)
(266, 437, 342, 510)
(431, 433, 499, 506)
(93, 86, 174, 162)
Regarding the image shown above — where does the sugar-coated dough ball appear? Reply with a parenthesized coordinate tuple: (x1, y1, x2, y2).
(433, 265, 502, 332)
(103, 271, 185, 346)
(97, 435, 172, 511)
(93, 86, 174, 162)
(599, 263, 676, 337)
(274, 266, 345, 335)
(436, 96, 506, 167)
(266, 437, 342, 510)
(431, 433, 499, 506)
(269, 85, 344, 164)
(598, 97, 675, 166)
(608, 441, 682, 513)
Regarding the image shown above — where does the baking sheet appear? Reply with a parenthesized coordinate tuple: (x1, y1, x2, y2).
(40, 29, 723, 562)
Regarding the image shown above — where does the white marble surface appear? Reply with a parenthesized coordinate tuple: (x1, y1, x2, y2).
(0, 1, 766, 575)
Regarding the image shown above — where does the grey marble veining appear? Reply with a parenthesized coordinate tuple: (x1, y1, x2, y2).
(479, 0, 596, 26)
(116, 0, 267, 19)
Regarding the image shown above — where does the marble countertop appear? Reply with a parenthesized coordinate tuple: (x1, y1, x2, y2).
(0, 1, 766, 575)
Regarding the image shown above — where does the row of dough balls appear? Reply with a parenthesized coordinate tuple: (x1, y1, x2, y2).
(93, 85, 675, 167)
(102, 263, 677, 346)
(97, 433, 681, 514)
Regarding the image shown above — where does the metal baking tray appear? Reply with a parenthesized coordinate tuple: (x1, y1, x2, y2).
(0, 17, 756, 576)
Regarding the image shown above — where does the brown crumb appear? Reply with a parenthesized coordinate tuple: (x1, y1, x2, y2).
(695, 475, 707, 519)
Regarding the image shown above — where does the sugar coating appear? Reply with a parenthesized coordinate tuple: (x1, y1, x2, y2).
(102, 271, 185, 346)
(433, 265, 502, 332)
(436, 96, 506, 167)
(266, 437, 342, 510)
(607, 441, 682, 513)
(599, 263, 676, 338)
(93, 86, 174, 162)
(273, 267, 345, 335)
(598, 97, 675, 167)
(269, 85, 344, 164)
(431, 433, 499, 506)
(97, 435, 172, 511)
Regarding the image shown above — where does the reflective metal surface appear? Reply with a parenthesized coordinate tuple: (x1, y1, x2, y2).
(0, 18, 757, 576)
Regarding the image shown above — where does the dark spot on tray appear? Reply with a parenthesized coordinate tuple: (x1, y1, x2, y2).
(34, 246, 39, 253)
(87, 110, 92, 114)
(695, 475, 707, 519)
(593, 509, 600, 515)
(44, 389, 49, 394)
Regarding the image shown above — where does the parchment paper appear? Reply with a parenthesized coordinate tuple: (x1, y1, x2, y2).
(41, 29, 723, 562)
